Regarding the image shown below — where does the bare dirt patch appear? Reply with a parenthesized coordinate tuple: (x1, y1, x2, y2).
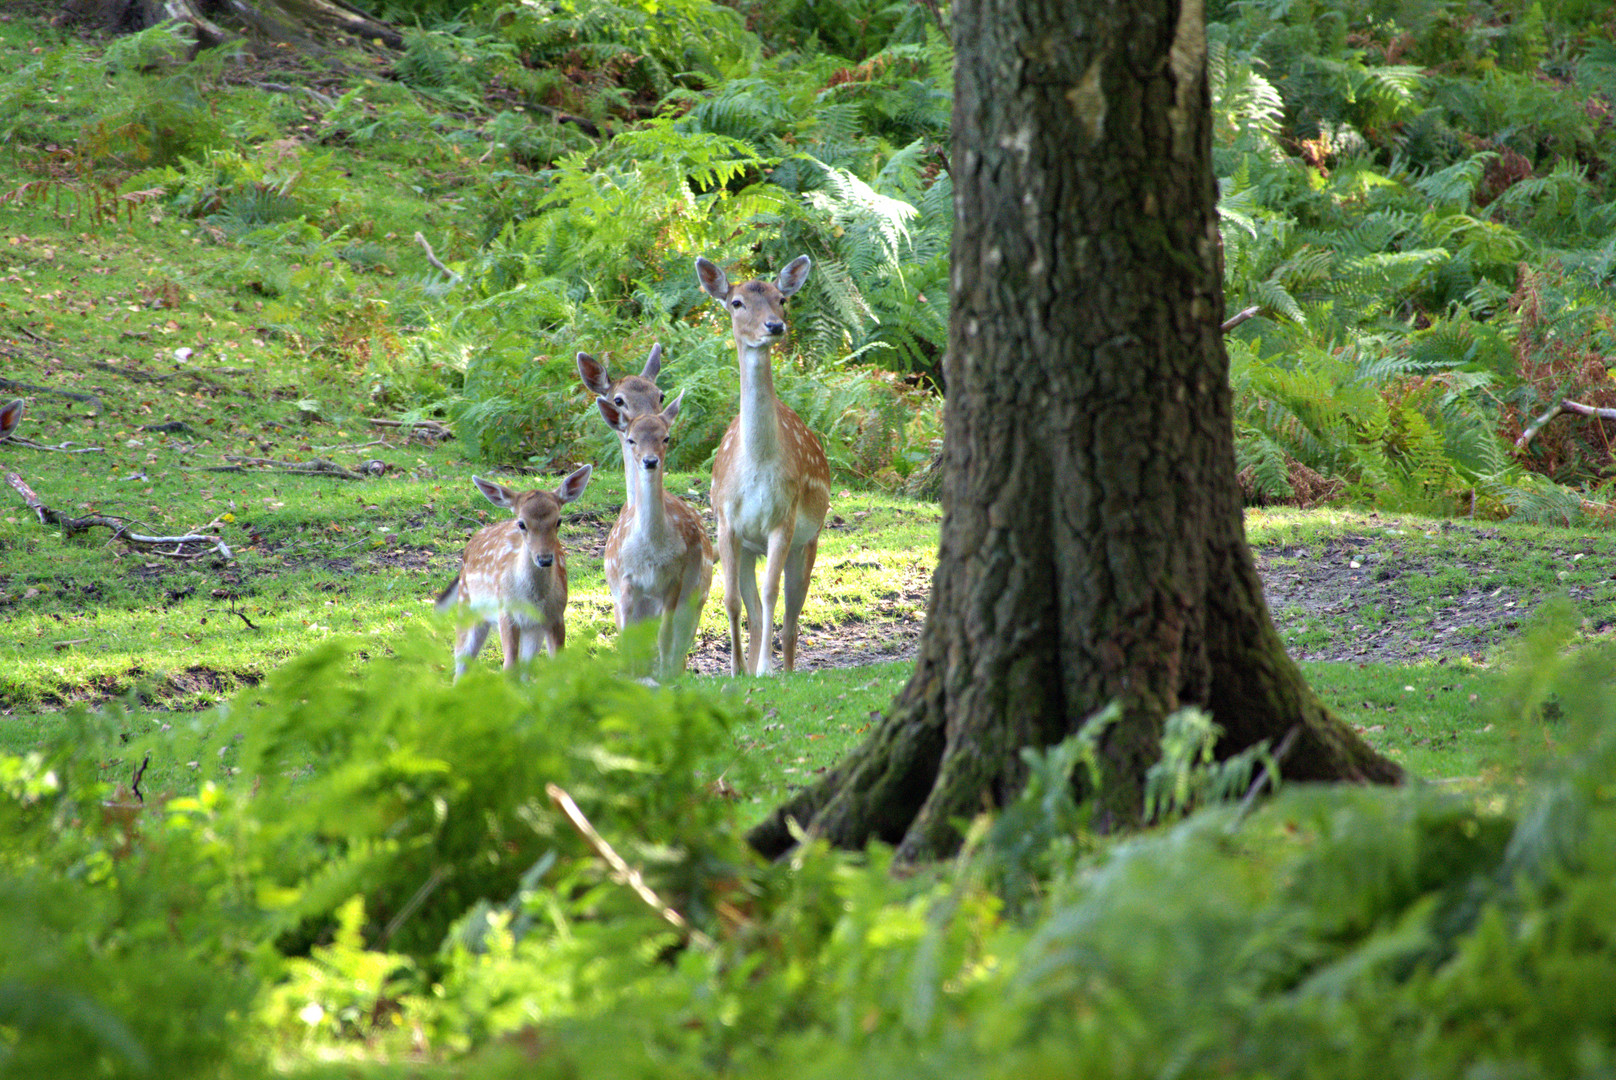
(1256, 528, 1611, 664)
(689, 525, 1609, 673)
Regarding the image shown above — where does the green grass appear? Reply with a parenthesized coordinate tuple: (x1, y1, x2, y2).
(1301, 660, 1502, 782)
(1, 13, 1601, 814)
(717, 657, 1509, 812)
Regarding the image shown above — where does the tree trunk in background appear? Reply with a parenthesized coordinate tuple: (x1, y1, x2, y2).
(750, 0, 1402, 863)
(59, 0, 404, 53)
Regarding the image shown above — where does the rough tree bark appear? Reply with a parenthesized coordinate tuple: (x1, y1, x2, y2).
(59, 0, 404, 53)
(750, 0, 1402, 863)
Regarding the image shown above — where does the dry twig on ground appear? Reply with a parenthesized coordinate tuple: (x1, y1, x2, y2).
(5, 471, 233, 559)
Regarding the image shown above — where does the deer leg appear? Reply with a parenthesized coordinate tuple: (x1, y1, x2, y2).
(655, 581, 683, 682)
(717, 526, 747, 676)
(780, 538, 817, 673)
(498, 615, 522, 671)
(518, 624, 546, 666)
(735, 548, 764, 676)
(454, 620, 491, 681)
(547, 621, 564, 657)
(755, 526, 794, 676)
(668, 560, 709, 679)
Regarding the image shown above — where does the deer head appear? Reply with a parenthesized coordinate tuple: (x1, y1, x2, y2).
(577, 342, 664, 415)
(597, 392, 684, 478)
(471, 465, 592, 570)
(695, 256, 812, 350)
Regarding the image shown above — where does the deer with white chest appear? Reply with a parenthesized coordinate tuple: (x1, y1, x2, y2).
(436, 465, 592, 679)
(696, 254, 830, 676)
(577, 342, 665, 509)
(599, 393, 714, 681)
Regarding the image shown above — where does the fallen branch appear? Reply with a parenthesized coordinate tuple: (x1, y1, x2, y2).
(413, 232, 460, 283)
(546, 782, 714, 950)
(370, 417, 453, 441)
(1515, 398, 1616, 451)
(530, 104, 602, 138)
(0, 377, 104, 413)
(311, 438, 388, 452)
(4, 471, 232, 559)
(131, 752, 151, 804)
(5, 437, 106, 454)
(222, 454, 368, 480)
(1232, 724, 1302, 828)
(225, 607, 260, 630)
(376, 866, 451, 949)
(1221, 305, 1263, 333)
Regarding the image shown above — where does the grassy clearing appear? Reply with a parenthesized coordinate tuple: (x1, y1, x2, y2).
(1, 13, 1603, 813)
(0, 405, 1592, 804)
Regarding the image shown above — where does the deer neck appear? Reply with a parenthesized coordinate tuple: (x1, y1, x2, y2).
(627, 463, 670, 544)
(735, 340, 784, 464)
(618, 434, 641, 508)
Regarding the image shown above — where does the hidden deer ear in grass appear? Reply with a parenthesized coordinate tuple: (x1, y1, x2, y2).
(0, 398, 23, 442)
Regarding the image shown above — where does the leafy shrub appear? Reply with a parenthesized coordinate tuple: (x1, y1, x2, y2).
(132, 143, 355, 237)
(494, 0, 756, 100)
(10, 606, 1616, 1078)
(735, 0, 933, 61)
(0, 727, 264, 1079)
(394, 22, 525, 109)
(211, 632, 753, 959)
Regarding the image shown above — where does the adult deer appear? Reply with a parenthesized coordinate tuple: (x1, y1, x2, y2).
(0, 399, 22, 441)
(577, 342, 665, 508)
(599, 393, 714, 681)
(695, 254, 830, 676)
(435, 465, 592, 680)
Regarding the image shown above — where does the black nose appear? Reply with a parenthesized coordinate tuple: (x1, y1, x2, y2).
(536, 554, 554, 568)
(764, 320, 785, 335)
(643, 456, 659, 470)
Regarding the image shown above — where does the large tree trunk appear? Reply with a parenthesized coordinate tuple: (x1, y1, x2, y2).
(60, 0, 404, 53)
(750, 0, 1402, 863)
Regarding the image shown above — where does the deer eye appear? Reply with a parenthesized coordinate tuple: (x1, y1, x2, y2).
(517, 520, 527, 532)
(730, 299, 743, 309)
(658, 391, 665, 403)
(613, 395, 625, 406)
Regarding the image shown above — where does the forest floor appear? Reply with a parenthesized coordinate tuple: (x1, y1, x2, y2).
(555, 511, 1614, 674)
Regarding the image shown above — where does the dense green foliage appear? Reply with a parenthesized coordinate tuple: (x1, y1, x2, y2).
(1209, 0, 1616, 516)
(10, 0, 1615, 511)
(4, 607, 1613, 1078)
(5, 0, 1616, 1075)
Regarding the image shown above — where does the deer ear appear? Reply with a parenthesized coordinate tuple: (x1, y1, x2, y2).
(660, 390, 684, 426)
(556, 463, 592, 504)
(695, 256, 729, 302)
(640, 341, 662, 381)
(472, 475, 517, 508)
(577, 352, 612, 397)
(777, 255, 812, 298)
(596, 396, 628, 431)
